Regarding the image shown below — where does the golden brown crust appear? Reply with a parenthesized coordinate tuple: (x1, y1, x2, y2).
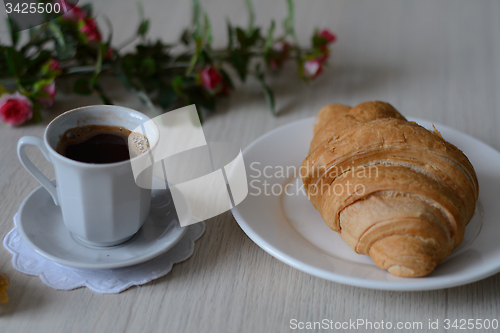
(301, 101, 479, 277)
(313, 104, 352, 134)
(309, 101, 406, 153)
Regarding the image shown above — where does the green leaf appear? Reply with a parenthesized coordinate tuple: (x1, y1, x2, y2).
(244, 0, 255, 34)
(81, 4, 93, 17)
(199, 49, 213, 65)
(180, 29, 191, 45)
(236, 28, 246, 47)
(192, 0, 202, 37)
(172, 76, 187, 99)
(27, 51, 51, 72)
(284, 0, 294, 33)
(219, 68, 234, 89)
(7, 19, 20, 48)
(265, 20, 275, 51)
(312, 33, 328, 48)
(231, 50, 249, 81)
(33, 79, 55, 96)
(255, 64, 275, 114)
(226, 20, 233, 49)
(73, 78, 93, 95)
(121, 54, 136, 73)
(54, 37, 76, 58)
(137, 20, 150, 37)
(90, 76, 98, 87)
(48, 22, 65, 48)
(158, 86, 178, 109)
(259, 79, 275, 115)
(91, 43, 106, 87)
(5, 47, 25, 76)
(283, 0, 298, 43)
(203, 13, 212, 47)
(247, 28, 261, 47)
(139, 58, 156, 77)
(185, 37, 202, 75)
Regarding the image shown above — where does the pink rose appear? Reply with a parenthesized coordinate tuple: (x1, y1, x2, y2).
(48, 59, 61, 72)
(80, 18, 102, 42)
(58, 1, 102, 43)
(318, 29, 336, 44)
(302, 59, 323, 80)
(0, 93, 33, 126)
(38, 82, 57, 107)
(200, 66, 223, 90)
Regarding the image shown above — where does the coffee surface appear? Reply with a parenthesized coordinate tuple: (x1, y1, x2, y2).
(56, 125, 148, 164)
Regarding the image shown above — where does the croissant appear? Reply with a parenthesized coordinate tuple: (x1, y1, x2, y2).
(301, 101, 479, 277)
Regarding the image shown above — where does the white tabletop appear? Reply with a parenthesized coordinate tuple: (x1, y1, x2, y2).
(1, 0, 499, 332)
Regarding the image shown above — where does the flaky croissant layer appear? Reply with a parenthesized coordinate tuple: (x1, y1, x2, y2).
(301, 101, 478, 277)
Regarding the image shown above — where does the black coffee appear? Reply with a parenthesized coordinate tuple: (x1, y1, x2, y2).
(56, 125, 148, 164)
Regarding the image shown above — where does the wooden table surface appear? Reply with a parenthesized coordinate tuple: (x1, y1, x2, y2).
(1, 0, 500, 332)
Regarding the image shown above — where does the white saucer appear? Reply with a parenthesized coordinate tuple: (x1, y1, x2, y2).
(232, 117, 500, 291)
(16, 178, 189, 269)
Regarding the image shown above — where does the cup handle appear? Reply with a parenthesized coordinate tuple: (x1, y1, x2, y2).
(17, 136, 59, 205)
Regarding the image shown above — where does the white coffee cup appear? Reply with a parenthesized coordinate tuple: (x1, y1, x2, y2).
(17, 105, 159, 247)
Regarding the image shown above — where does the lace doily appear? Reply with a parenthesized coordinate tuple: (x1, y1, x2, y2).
(3, 220, 205, 294)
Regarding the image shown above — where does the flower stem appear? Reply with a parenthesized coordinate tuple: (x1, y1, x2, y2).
(65, 64, 112, 74)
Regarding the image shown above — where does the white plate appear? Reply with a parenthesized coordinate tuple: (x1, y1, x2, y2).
(232, 117, 500, 291)
(17, 178, 189, 269)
